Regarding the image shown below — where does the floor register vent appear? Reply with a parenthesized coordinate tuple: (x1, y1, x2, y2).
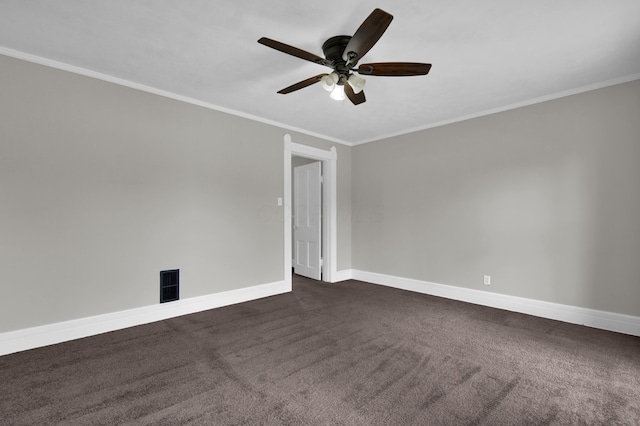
(160, 269, 179, 303)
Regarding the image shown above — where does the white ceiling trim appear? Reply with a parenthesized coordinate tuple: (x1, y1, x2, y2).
(0, 46, 351, 146)
(3, 45, 639, 148)
(351, 72, 640, 146)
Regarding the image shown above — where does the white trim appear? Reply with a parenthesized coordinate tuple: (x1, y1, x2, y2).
(350, 72, 640, 146)
(4, 270, 637, 356)
(5, 47, 638, 148)
(284, 135, 338, 285)
(0, 47, 350, 147)
(0, 280, 288, 356)
(351, 270, 640, 337)
(332, 269, 354, 282)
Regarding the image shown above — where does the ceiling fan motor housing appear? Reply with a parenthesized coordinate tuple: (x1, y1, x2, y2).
(322, 35, 352, 75)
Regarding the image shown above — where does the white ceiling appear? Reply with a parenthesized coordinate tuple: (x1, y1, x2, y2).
(1, 1, 639, 145)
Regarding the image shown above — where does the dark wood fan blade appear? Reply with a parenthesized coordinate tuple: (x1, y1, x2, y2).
(344, 82, 366, 105)
(342, 9, 393, 63)
(277, 74, 328, 94)
(258, 37, 331, 67)
(342, 78, 367, 105)
(357, 62, 432, 76)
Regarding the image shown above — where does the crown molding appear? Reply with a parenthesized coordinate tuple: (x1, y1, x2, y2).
(0, 46, 351, 146)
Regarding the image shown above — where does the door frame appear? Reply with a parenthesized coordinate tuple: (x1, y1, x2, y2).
(284, 134, 337, 289)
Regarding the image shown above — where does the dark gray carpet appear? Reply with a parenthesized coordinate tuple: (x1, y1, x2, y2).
(1, 275, 639, 425)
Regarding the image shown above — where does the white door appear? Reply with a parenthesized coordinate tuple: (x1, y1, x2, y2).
(293, 161, 322, 280)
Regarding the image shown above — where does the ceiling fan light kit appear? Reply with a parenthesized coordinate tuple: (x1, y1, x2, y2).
(258, 8, 432, 105)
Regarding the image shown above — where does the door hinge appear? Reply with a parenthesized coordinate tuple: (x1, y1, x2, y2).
(320, 176, 324, 184)
(320, 258, 324, 268)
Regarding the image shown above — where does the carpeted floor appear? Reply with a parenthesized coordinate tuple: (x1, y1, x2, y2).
(1, 275, 639, 425)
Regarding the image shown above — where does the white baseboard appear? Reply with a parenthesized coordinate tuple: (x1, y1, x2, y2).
(331, 269, 355, 282)
(0, 280, 289, 356)
(4, 272, 637, 357)
(350, 270, 640, 337)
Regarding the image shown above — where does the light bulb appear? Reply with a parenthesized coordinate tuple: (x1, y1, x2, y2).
(330, 84, 345, 101)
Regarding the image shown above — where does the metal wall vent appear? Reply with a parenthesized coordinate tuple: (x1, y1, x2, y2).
(160, 269, 179, 303)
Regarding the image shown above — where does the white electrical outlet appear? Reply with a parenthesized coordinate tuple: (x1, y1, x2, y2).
(483, 275, 491, 285)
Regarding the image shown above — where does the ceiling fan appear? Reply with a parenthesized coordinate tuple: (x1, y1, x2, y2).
(258, 8, 432, 105)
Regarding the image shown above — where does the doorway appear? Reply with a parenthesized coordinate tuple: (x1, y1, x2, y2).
(292, 158, 322, 280)
(283, 134, 337, 290)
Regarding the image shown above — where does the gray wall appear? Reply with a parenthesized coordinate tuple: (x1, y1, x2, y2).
(352, 80, 640, 317)
(0, 55, 351, 333)
(2, 51, 637, 334)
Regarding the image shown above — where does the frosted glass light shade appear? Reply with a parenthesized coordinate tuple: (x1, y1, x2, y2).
(348, 74, 366, 94)
(321, 72, 340, 92)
